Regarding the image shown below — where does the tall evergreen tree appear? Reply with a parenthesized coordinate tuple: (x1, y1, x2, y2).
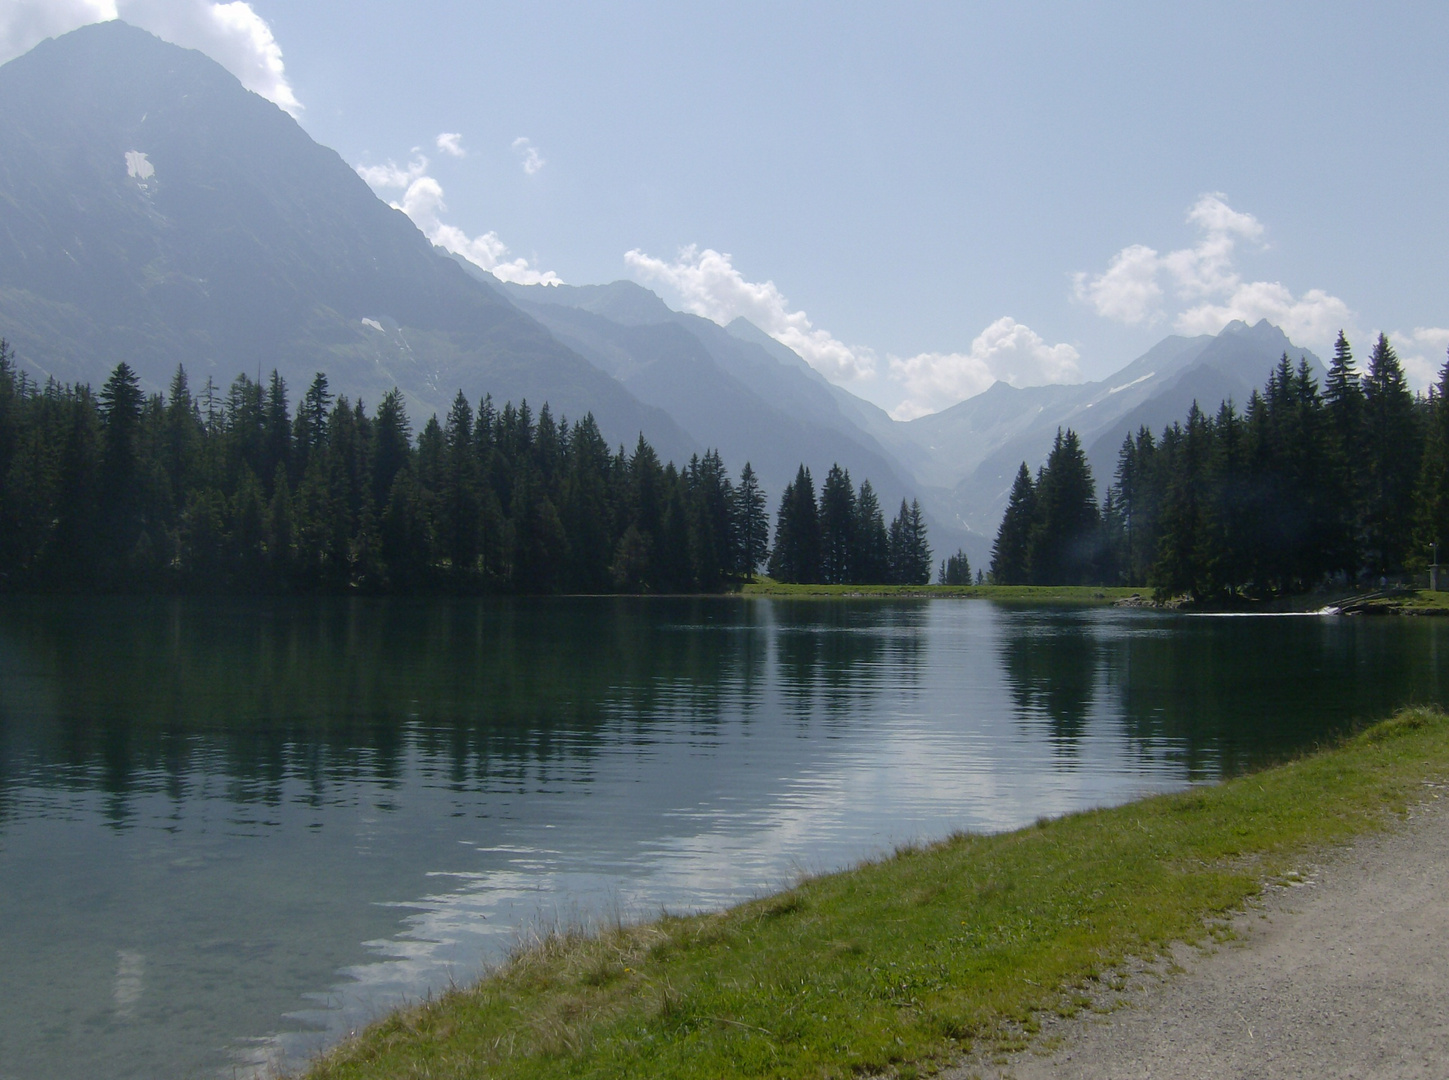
(853, 479, 891, 584)
(768, 465, 820, 583)
(733, 462, 769, 576)
(888, 498, 931, 585)
(441, 390, 481, 577)
(1415, 352, 1449, 564)
(97, 362, 146, 563)
(939, 549, 971, 585)
(1028, 429, 1100, 586)
(817, 463, 856, 584)
(1362, 334, 1421, 572)
(991, 462, 1036, 584)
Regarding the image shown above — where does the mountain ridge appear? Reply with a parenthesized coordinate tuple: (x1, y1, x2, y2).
(0, 21, 697, 462)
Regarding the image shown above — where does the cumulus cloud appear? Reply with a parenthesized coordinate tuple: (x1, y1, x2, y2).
(436, 132, 465, 158)
(0, 0, 116, 61)
(1073, 243, 1162, 325)
(357, 154, 561, 286)
(1174, 283, 1354, 347)
(511, 137, 545, 176)
(0, 0, 301, 115)
(625, 245, 876, 381)
(1074, 193, 1351, 349)
(355, 156, 428, 190)
(1389, 327, 1449, 390)
(887, 318, 1082, 420)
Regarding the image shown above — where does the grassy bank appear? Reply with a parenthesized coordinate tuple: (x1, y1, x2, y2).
(305, 708, 1449, 1080)
(739, 581, 1141, 603)
(1341, 588, 1449, 615)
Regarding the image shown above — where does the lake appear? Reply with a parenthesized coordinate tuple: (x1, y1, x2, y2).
(0, 597, 1444, 1079)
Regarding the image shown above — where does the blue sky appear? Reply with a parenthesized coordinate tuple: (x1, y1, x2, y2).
(4, 1, 1447, 416)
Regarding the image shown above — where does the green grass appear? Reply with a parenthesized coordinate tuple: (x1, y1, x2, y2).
(303, 707, 1449, 1080)
(1354, 588, 1449, 614)
(739, 581, 1142, 603)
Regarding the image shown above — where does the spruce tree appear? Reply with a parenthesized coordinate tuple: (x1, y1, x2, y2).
(98, 362, 146, 565)
(1414, 352, 1449, 565)
(852, 479, 891, 583)
(1027, 429, 1100, 585)
(733, 462, 769, 576)
(442, 390, 481, 578)
(818, 463, 856, 584)
(1362, 334, 1422, 573)
(991, 462, 1036, 584)
(888, 498, 931, 584)
(768, 465, 819, 582)
(940, 549, 971, 585)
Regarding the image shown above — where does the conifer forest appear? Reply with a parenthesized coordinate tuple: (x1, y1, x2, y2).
(991, 334, 1449, 598)
(0, 342, 931, 594)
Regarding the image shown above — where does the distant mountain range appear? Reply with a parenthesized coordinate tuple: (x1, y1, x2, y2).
(0, 22, 1325, 566)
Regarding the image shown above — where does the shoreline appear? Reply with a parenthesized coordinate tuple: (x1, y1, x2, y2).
(301, 707, 1449, 1080)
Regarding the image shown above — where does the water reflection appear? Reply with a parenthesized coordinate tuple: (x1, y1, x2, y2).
(999, 610, 1101, 752)
(0, 598, 1445, 1080)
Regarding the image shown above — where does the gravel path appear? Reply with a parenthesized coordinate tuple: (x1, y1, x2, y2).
(947, 792, 1449, 1080)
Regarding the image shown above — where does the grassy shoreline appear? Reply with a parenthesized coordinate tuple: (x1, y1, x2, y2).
(303, 707, 1449, 1080)
(732, 581, 1449, 615)
(738, 582, 1141, 602)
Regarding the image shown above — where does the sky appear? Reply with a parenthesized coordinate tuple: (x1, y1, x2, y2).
(3, 1, 1447, 419)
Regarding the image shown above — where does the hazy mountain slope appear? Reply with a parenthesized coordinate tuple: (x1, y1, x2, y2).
(0, 22, 693, 460)
(500, 280, 898, 449)
(943, 320, 1325, 537)
(503, 287, 918, 503)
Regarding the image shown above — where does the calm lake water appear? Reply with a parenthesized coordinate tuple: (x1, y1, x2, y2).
(0, 597, 1445, 1079)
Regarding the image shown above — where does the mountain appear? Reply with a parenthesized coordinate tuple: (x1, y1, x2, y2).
(917, 320, 1325, 537)
(0, 21, 695, 461)
(496, 278, 924, 511)
(0, 23, 1332, 572)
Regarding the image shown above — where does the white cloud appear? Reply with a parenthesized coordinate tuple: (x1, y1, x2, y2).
(0, 0, 116, 61)
(887, 318, 1082, 420)
(1175, 282, 1353, 347)
(357, 155, 561, 286)
(1389, 327, 1449, 390)
(436, 132, 465, 158)
(1074, 193, 1352, 351)
(0, 0, 300, 115)
(625, 245, 877, 381)
(355, 155, 429, 190)
(511, 137, 545, 176)
(1071, 243, 1161, 325)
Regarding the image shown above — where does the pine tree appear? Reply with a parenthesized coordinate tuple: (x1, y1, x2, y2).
(852, 479, 891, 583)
(940, 549, 971, 585)
(441, 390, 481, 578)
(818, 463, 856, 584)
(888, 498, 931, 584)
(733, 462, 769, 576)
(991, 462, 1036, 584)
(1362, 334, 1422, 573)
(1027, 429, 1100, 585)
(768, 465, 819, 583)
(1322, 333, 1365, 573)
(255, 371, 290, 495)
(98, 362, 146, 566)
(1414, 352, 1449, 566)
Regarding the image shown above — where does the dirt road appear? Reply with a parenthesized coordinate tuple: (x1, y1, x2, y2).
(949, 792, 1449, 1079)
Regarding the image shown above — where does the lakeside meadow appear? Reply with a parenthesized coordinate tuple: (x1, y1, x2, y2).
(304, 707, 1449, 1080)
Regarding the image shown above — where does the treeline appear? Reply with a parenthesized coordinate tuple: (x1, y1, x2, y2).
(0, 346, 797, 594)
(991, 333, 1449, 599)
(765, 463, 932, 585)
